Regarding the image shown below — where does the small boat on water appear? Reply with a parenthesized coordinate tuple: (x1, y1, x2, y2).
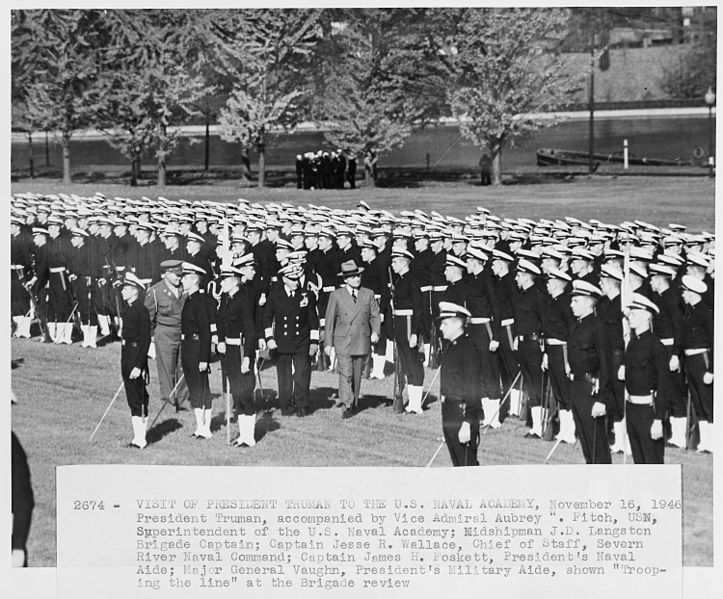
(536, 147, 692, 168)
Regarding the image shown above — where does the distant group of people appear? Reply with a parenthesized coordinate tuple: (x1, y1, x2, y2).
(295, 150, 357, 190)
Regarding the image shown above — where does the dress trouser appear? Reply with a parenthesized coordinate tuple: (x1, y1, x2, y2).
(335, 353, 366, 409)
(155, 324, 189, 408)
(122, 343, 148, 417)
(570, 379, 611, 464)
(626, 402, 664, 464)
(442, 399, 480, 467)
(181, 338, 211, 409)
(276, 346, 311, 410)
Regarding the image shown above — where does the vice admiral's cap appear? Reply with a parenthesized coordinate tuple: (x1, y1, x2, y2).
(681, 275, 707, 295)
(278, 264, 304, 280)
(570, 280, 602, 299)
(436, 301, 471, 321)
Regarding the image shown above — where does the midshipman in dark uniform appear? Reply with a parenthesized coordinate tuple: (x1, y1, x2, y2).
(119, 272, 152, 448)
(437, 301, 482, 467)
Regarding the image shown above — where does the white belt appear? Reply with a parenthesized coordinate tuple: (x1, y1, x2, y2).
(420, 286, 433, 292)
(224, 337, 241, 346)
(139, 278, 152, 285)
(469, 317, 491, 324)
(660, 338, 674, 347)
(49, 266, 66, 273)
(11, 264, 24, 270)
(501, 318, 515, 327)
(432, 285, 447, 292)
(546, 338, 566, 346)
(115, 266, 126, 271)
(374, 294, 381, 300)
(684, 348, 707, 356)
(322, 286, 335, 292)
(394, 309, 413, 316)
(627, 394, 653, 405)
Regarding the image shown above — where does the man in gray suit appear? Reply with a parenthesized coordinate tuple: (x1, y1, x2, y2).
(325, 260, 381, 418)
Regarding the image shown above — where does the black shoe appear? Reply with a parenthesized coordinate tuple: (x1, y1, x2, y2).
(295, 407, 307, 418)
(281, 406, 294, 417)
(342, 408, 355, 420)
(524, 431, 541, 439)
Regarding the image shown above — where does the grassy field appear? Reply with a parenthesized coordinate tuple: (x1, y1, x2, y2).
(10, 337, 714, 568)
(11, 174, 716, 231)
(9, 178, 715, 568)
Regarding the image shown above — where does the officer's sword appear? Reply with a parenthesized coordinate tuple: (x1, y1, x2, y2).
(89, 381, 125, 441)
(147, 374, 186, 430)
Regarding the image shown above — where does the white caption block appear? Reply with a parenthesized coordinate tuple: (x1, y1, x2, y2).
(57, 465, 682, 598)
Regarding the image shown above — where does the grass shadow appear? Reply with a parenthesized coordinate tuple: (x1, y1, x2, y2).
(147, 417, 183, 444)
(256, 410, 281, 441)
(357, 394, 392, 412)
(309, 386, 341, 413)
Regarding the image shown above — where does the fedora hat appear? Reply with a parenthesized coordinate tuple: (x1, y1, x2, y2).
(338, 260, 364, 277)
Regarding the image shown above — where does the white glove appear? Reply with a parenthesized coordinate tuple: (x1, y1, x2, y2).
(591, 401, 607, 418)
(489, 340, 499, 352)
(324, 344, 332, 356)
(617, 365, 625, 380)
(409, 334, 418, 348)
(669, 354, 680, 372)
(541, 353, 548, 371)
(458, 421, 471, 444)
(241, 356, 250, 374)
(147, 342, 156, 360)
(258, 338, 267, 351)
(267, 339, 277, 351)
(198, 362, 208, 373)
(650, 419, 663, 440)
(129, 367, 142, 379)
(371, 332, 379, 344)
(703, 372, 714, 385)
(217, 341, 226, 355)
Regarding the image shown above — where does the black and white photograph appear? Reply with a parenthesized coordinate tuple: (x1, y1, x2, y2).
(7, 4, 717, 595)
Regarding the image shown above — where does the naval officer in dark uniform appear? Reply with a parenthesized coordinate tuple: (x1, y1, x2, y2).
(119, 272, 152, 448)
(217, 264, 258, 446)
(180, 262, 213, 438)
(263, 263, 320, 416)
(437, 301, 483, 466)
(619, 293, 668, 464)
(567, 280, 610, 464)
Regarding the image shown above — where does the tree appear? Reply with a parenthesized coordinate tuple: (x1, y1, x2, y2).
(89, 10, 209, 187)
(318, 9, 445, 187)
(661, 11, 716, 99)
(214, 9, 320, 187)
(447, 8, 585, 185)
(11, 9, 105, 183)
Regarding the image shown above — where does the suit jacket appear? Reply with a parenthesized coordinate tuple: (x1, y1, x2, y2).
(324, 286, 381, 356)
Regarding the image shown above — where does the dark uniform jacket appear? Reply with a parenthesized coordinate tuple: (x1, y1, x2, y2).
(622, 329, 669, 420)
(181, 290, 212, 364)
(263, 284, 320, 353)
(440, 333, 482, 410)
(121, 298, 152, 370)
(567, 312, 609, 404)
(217, 288, 256, 359)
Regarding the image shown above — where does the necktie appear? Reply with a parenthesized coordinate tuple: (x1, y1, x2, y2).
(351, 289, 357, 302)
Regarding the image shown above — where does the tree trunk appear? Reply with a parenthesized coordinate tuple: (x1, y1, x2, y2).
(157, 125, 167, 187)
(257, 133, 266, 188)
(27, 133, 34, 178)
(204, 113, 210, 171)
(62, 134, 71, 184)
(130, 152, 141, 187)
(240, 147, 251, 181)
(364, 152, 377, 188)
(491, 143, 503, 186)
(45, 131, 50, 167)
